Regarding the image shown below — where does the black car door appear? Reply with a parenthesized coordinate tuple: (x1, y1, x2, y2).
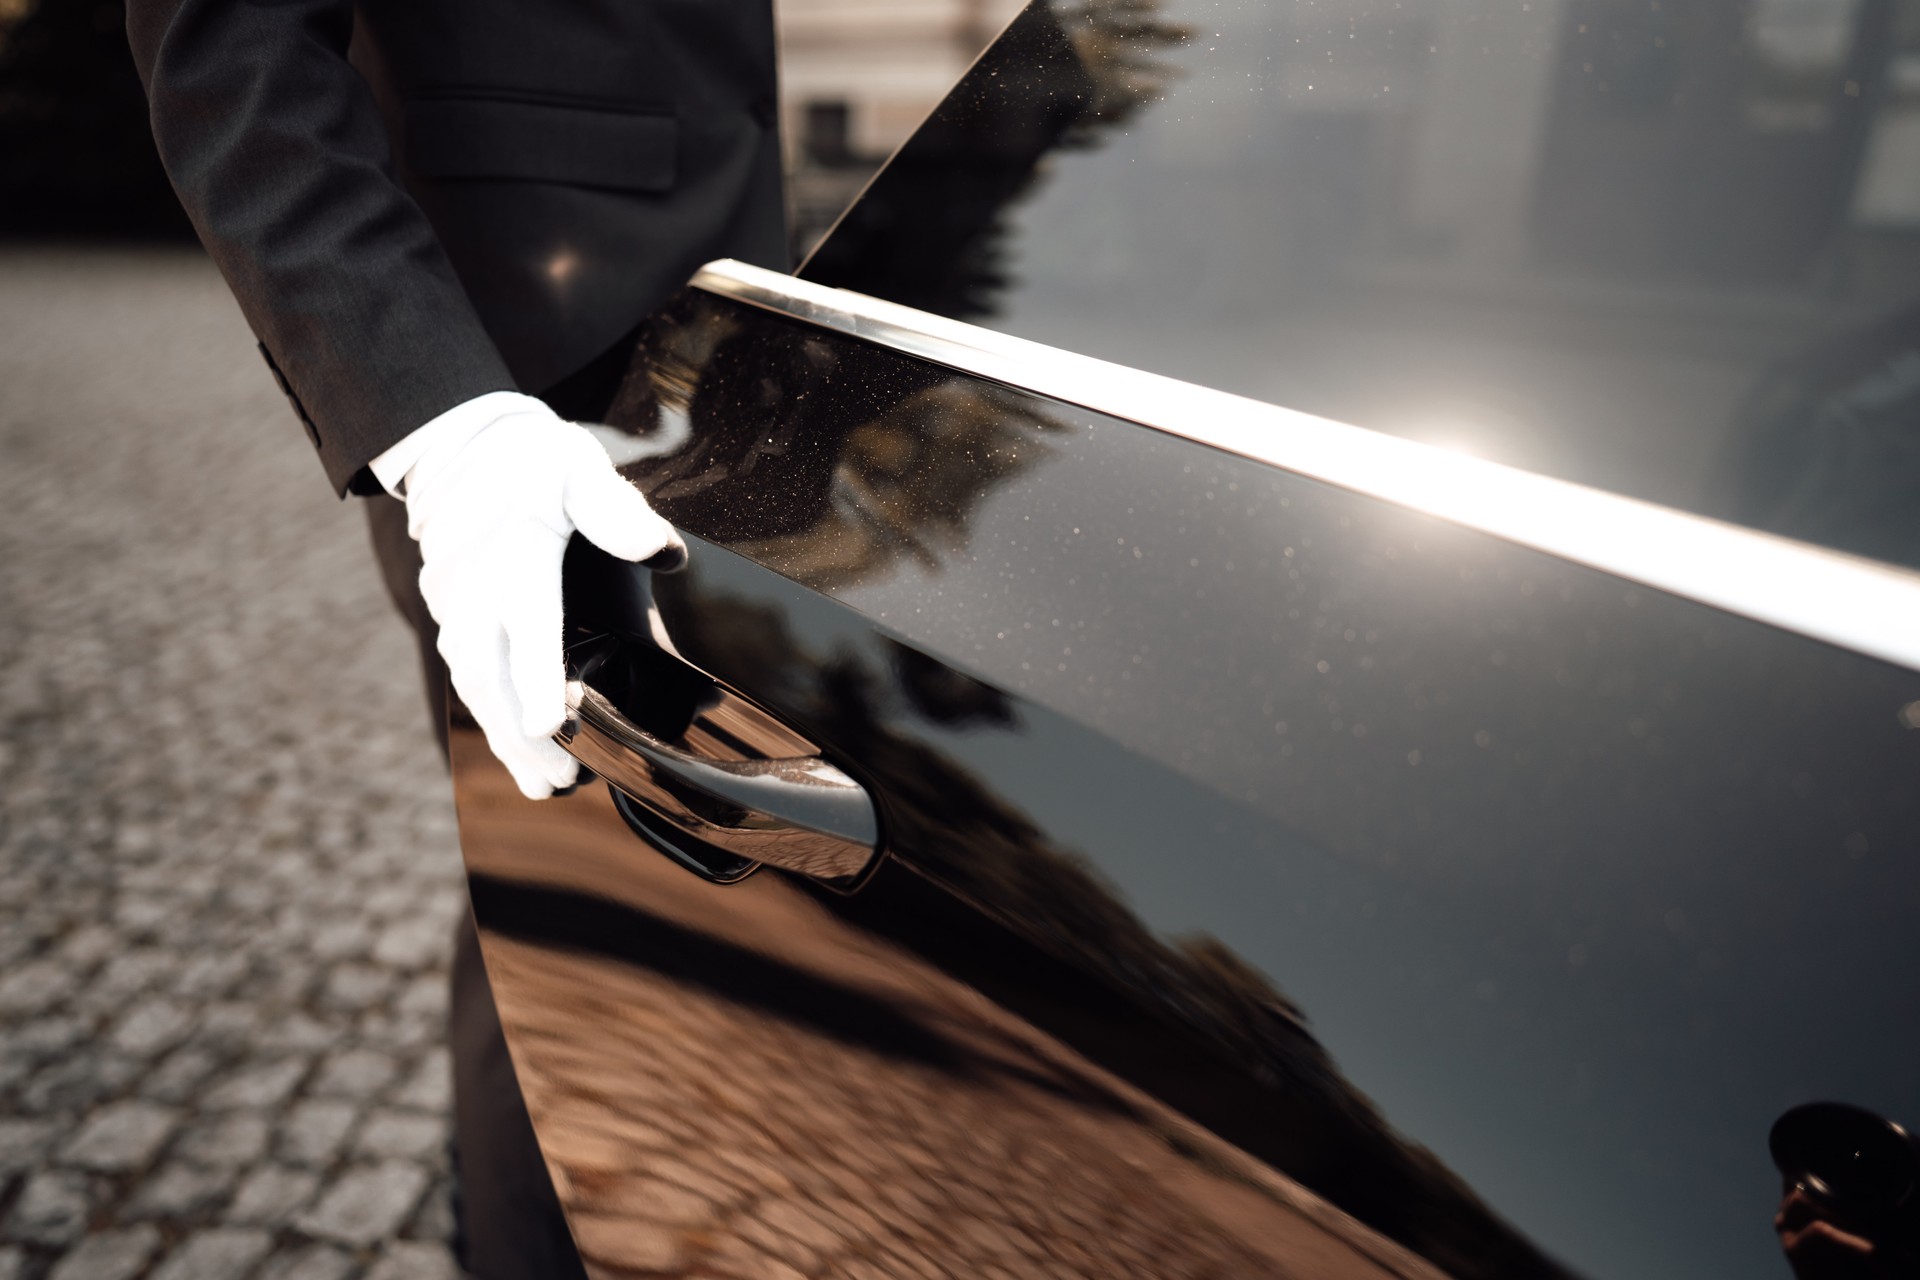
(450, 4, 1920, 1278)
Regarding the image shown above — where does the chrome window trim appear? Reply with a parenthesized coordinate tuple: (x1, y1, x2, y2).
(692, 259, 1920, 675)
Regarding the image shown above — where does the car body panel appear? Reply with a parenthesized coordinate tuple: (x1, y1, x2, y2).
(452, 726, 1443, 1279)
(450, 4, 1920, 1278)
(455, 288, 1920, 1280)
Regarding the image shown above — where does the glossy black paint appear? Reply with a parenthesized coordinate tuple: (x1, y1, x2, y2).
(451, 3, 1920, 1277)
(452, 720, 1448, 1277)
(806, 0, 1920, 569)
(527, 287, 1920, 1280)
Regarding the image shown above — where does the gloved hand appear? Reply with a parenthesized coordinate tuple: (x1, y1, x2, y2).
(376, 392, 684, 798)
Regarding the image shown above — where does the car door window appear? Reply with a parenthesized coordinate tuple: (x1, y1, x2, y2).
(804, 0, 1920, 570)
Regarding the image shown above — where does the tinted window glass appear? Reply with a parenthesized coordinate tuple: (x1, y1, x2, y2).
(804, 0, 1920, 569)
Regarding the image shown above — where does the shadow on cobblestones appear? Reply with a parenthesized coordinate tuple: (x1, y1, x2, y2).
(0, 249, 463, 1280)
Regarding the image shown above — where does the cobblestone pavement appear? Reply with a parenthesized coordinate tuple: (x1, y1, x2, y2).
(454, 741, 1426, 1280)
(0, 248, 465, 1280)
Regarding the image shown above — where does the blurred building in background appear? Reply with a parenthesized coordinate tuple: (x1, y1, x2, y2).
(778, 0, 1025, 255)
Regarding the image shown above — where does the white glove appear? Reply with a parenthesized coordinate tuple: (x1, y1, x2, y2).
(373, 391, 684, 799)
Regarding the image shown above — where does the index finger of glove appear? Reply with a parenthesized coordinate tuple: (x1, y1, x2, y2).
(564, 452, 684, 565)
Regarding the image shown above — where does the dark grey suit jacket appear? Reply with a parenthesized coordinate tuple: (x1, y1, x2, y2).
(128, 0, 788, 495)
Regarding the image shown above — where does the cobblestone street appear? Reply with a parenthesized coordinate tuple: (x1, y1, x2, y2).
(0, 248, 465, 1280)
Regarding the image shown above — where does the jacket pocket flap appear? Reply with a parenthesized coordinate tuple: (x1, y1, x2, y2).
(407, 96, 676, 192)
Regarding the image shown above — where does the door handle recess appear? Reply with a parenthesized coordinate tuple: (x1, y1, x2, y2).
(555, 680, 880, 883)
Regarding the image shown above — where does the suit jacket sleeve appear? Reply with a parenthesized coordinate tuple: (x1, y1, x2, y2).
(127, 0, 517, 496)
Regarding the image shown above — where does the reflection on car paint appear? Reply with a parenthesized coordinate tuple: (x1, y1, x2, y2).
(449, 2, 1920, 1278)
(459, 282, 1920, 1280)
(460, 684, 1488, 1278)
(807, 0, 1920, 569)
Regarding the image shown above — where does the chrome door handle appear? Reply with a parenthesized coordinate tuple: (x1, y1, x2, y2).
(555, 680, 880, 883)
